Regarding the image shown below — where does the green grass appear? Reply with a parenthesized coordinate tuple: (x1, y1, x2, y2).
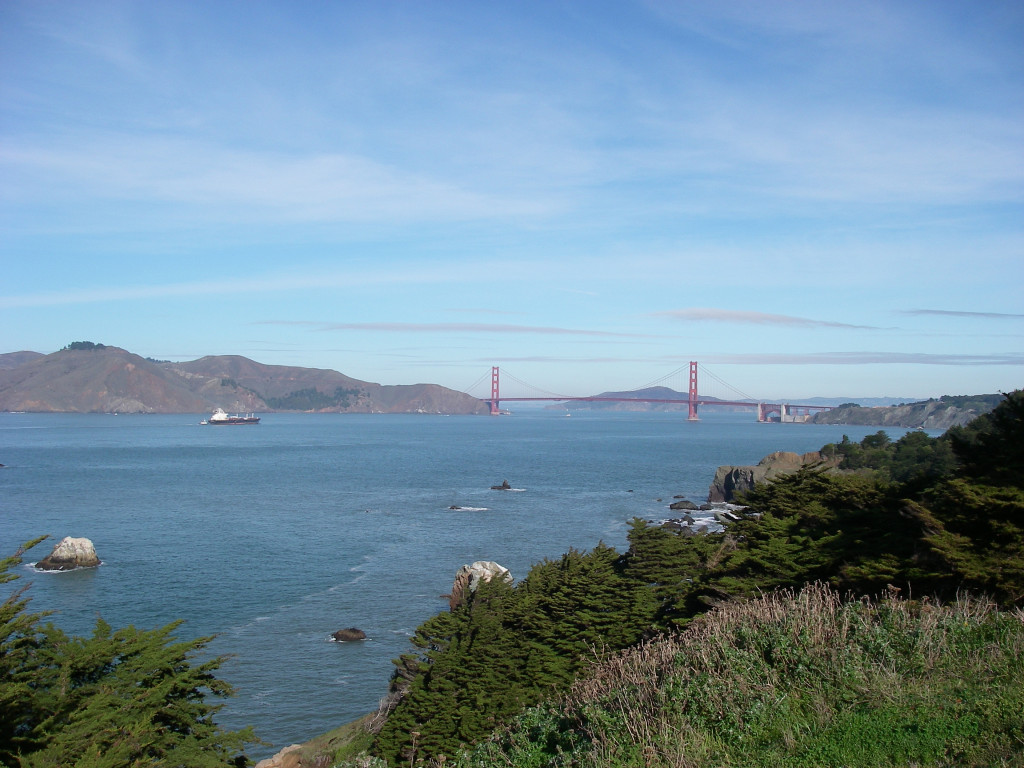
(455, 584, 1024, 768)
(289, 713, 380, 767)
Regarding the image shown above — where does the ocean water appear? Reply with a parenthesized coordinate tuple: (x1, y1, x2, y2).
(0, 410, 927, 758)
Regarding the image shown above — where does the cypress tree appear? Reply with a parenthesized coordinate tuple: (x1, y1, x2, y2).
(0, 538, 49, 764)
(375, 544, 655, 764)
(0, 540, 255, 768)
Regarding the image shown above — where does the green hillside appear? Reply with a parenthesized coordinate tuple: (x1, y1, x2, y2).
(322, 390, 1024, 767)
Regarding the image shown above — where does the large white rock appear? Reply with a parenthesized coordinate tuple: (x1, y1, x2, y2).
(36, 536, 101, 571)
(449, 561, 512, 608)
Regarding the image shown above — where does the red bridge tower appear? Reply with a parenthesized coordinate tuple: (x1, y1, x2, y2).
(490, 366, 501, 415)
(687, 361, 699, 421)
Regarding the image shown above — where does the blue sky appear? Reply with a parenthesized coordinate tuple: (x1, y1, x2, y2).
(2, 0, 1022, 401)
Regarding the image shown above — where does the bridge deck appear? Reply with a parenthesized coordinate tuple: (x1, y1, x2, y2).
(490, 396, 832, 410)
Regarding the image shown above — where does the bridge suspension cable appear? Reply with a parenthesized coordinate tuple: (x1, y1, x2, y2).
(497, 368, 576, 400)
(471, 363, 752, 401)
(462, 369, 493, 398)
(631, 364, 691, 392)
(698, 364, 758, 402)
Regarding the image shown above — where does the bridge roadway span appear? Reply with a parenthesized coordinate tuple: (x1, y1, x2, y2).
(486, 396, 833, 422)
(480, 365, 833, 421)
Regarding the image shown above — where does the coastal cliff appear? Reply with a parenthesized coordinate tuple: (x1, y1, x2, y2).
(707, 450, 837, 502)
(810, 394, 1002, 429)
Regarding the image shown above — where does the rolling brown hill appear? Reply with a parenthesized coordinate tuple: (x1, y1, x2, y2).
(0, 346, 488, 415)
(0, 351, 44, 370)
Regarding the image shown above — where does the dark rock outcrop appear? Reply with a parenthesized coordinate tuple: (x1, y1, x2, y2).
(708, 450, 835, 502)
(331, 628, 367, 642)
(35, 536, 101, 571)
(669, 499, 699, 511)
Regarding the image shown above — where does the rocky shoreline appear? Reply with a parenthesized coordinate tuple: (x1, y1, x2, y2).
(246, 448, 827, 768)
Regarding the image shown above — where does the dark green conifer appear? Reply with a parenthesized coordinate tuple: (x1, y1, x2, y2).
(0, 540, 255, 768)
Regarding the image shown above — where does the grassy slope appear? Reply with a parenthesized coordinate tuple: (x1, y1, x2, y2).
(462, 584, 1024, 768)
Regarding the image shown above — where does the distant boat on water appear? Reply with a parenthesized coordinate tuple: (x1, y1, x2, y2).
(201, 408, 260, 425)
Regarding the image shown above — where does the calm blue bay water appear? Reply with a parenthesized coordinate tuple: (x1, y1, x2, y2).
(0, 411, 928, 758)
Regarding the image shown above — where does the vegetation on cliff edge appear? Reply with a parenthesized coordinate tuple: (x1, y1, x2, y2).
(347, 390, 1024, 766)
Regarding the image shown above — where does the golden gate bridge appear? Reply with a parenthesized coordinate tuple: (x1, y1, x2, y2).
(464, 362, 833, 422)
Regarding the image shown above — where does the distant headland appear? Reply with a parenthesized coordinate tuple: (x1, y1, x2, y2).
(0, 342, 488, 415)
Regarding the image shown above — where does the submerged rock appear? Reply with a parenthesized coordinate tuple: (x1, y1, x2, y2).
(35, 536, 101, 571)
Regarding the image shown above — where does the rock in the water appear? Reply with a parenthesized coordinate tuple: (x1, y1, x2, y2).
(331, 627, 367, 642)
(669, 499, 699, 510)
(35, 537, 100, 571)
(449, 560, 512, 609)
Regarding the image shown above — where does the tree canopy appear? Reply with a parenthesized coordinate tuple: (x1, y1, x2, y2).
(0, 540, 255, 768)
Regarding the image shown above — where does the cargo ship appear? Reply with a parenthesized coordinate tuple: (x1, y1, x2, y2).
(201, 408, 260, 425)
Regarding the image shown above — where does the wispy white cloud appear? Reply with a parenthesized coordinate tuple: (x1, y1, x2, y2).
(0, 138, 552, 224)
(629, 2, 1024, 211)
(444, 308, 524, 316)
(267, 321, 650, 338)
(905, 309, 1024, 320)
(13, 1, 150, 77)
(654, 308, 886, 330)
(703, 352, 1024, 366)
(466, 351, 1024, 367)
(0, 268, 458, 309)
(5, 2, 1020, 236)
